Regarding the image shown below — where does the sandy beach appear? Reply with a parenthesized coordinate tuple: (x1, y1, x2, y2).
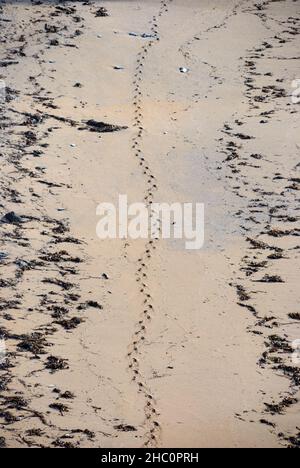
(0, 0, 299, 449)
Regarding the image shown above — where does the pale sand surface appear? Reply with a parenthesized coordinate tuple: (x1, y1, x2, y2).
(0, 0, 299, 448)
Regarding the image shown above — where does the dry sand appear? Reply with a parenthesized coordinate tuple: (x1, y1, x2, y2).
(0, 0, 299, 448)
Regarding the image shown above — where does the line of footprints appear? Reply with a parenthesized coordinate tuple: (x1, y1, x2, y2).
(127, 0, 173, 449)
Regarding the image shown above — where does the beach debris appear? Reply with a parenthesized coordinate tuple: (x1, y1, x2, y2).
(42, 278, 74, 291)
(0, 252, 8, 262)
(114, 424, 137, 432)
(102, 273, 109, 280)
(52, 439, 77, 449)
(39, 250, 82, 264)
(50, 39, 59, 47)
(236, 284, 250, 302)
(0, 60, 19, 68)
(45, 356, 69, 372)
(84, 119, 128, 133)
(288, 313, 300, 321)
(60, 391, 75, 400)
(260, 419, 276, 428)
(141, 33, 155, 39)
(78, 300, 103, 311)
(49, 403, 69, 415)
(257, 274, 285, 283)
(267, 335, 293, 353)
(267, 252, 285, 260)
(95, 7, 109, 17)
(15, 259, 29, 268)
(1, 211, 23, 225)
(3, 396, 28, 410)
(26, 429, 44, 437)
(24, 130, 37, 144)
(0, 437, 6, 448)
(54, 317, 84, 330)
(48, 306, 69, 320)
(179, 67, 189, 74)
(129, 32, 156, 39)
(70, 143, 76, 147)
(113, 65, 125, 70)
(17, 333, 48, 356)
(284, 431, 300, 449)
(45, 24, 59, 33)
(234, 132, 254, 140)
(264, 397, 297, 415)
(0, 410, 17, 423)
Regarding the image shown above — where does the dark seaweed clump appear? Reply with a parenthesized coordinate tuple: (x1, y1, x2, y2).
(95, 7, 109, 17)
(45, 356, 69, 372)
(114, 424, 137, 432)
(84, 120, 127, 133)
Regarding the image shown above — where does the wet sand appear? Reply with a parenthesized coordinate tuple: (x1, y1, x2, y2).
(0, 0, 299, 448)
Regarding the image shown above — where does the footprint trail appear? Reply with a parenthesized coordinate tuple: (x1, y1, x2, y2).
(127, 0, 173, 449)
